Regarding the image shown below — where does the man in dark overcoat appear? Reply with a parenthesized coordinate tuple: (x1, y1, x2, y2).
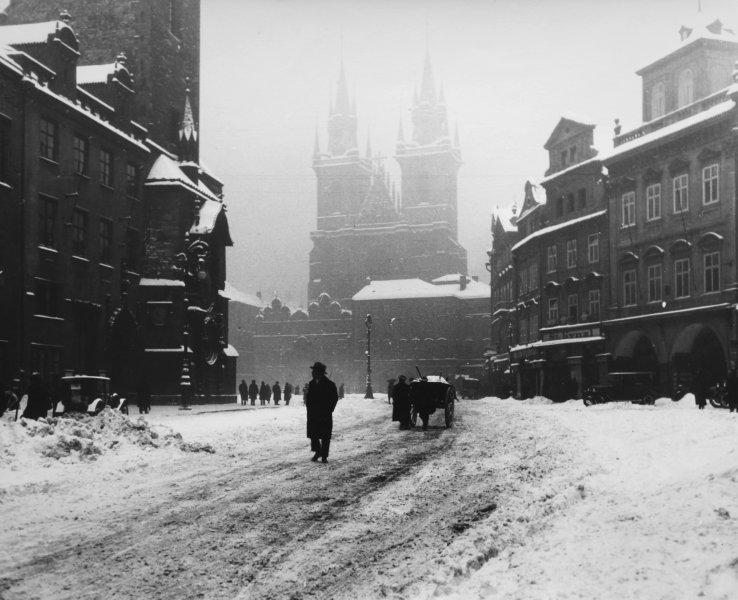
(693, 370, 707, 410)
(259, 381, 268, 405)
(305, 362, 339, 463)
(249, 379, 259, 405)
(284, 382, 293, 405)
(238, 379, 248, 405)
(22, 373, 49, 420)
(392, 375, 412, 429)
(272, 381, 282, 405)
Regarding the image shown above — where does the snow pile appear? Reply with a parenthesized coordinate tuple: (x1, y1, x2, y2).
(0, 408, 214, 466)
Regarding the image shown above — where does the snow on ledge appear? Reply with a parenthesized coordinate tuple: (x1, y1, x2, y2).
(512, 210, 606, 252)
(139, 278, 184, 287)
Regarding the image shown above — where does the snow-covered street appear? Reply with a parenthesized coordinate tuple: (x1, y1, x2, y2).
(2, 395, 738, 600)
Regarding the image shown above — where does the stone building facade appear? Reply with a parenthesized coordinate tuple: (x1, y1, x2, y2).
(487, 9, 738, 400)
(309, 54, 467, 305)
(0, 3, 237, 402)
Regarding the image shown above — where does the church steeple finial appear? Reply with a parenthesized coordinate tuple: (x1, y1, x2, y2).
(327, 60, 358, 156)
(333, 60, 350, 116)
(419, 49, 436, 105)
(178, 79, 199, 166)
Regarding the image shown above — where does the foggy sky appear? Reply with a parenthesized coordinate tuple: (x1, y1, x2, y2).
(188, 0, 734, 307)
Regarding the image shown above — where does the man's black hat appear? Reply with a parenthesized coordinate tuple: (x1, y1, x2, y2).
(398, 374, 407, 381)
(310, 362, 327, 373)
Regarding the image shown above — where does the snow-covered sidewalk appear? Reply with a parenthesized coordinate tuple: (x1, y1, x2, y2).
(1, 395, 737, 599)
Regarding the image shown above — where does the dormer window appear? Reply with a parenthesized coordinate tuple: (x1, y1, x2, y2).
(651, 82, 665, 119)
(677, 69, 694, 108)
(560, 150, 567, 168)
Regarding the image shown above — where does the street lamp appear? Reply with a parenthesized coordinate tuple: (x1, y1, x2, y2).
(364, 313, 374, 399)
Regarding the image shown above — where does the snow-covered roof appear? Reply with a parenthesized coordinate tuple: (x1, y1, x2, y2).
(510, 336, 604, 354)
(432, 273, 464, 284)
(353, 276, 490, 302)
(353, 279, 450, 301)
(223, 344, 239, 358)
(146, 154, 220, 203)
(604, 99, 735, 163)
(493, 206, 518, 233)
(539, 156, 601, 185)
(0, 20, 69, 46)
(190, 199, 223, 235)
(77, 63, 115, 85)
(512, 209, 607, 252)
(219, 282, 264, 308)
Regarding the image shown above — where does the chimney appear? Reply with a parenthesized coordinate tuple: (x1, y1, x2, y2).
(460, 274, 467, 291)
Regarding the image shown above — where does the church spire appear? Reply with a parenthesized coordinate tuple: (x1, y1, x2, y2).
(419, 49, 436, 105)
(327, 60, 358, 156)
(333, 60, 350, 116)
(178, 81, 199, 173)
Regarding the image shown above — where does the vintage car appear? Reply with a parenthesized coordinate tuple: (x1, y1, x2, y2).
(582, 371, 659, 406)
(409, 375, 456, 429)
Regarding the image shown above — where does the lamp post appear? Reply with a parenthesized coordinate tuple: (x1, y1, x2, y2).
(364, 313, 374, 399)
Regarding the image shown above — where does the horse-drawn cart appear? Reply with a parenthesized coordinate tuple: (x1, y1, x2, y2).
(409, 375, 456, 429)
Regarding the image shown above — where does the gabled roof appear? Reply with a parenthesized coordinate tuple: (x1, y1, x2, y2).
(492, 205, 518, 233)
(517, 180, 547, 221)
(544, 116, 596, 150)
(0, 20, 71, 46)
(145, 154, 220, 203)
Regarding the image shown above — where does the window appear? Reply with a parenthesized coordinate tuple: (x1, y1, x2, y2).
(566, 239, 577, 269)
(39, 117, 58, 161)
(588, 289, 600, 319)
(519, 318, 528, 344)
(71, 209, 88, 256)
(702, 164, 719, 205)
(566, 193, 574, 213)
(674, 258, 690, 298)
(547, 245, 557, 273)
(569, 146, 577, 164)
(38, 196, 57, 247)
(0, 117, 9, 182)
(125, 228, 139, 271)
(556, 197, 563, 217)
(99, 218, 113, 264)
(704, 252, 720, 293)
(673, 174, 689, 213)
(577, 188, 586, 209)
(126, 163, 139, 198)
(35, 279, 60, 316)
(568, 294, 578, 322)
(623, 269, 637, 306)
(548, 298, 559, 324)
(651, 82, 665, 119)
(519, 267, 528, 295)
(530, 313, 538, 340)
(677, 69, 694, 108)
(73, 134, 89, 175)
(100, 149, 113, 187)
(587, 233, 599, 264)
(529, 261, 538, 291)
(621, 191, 635, 227)
(647, 264, 662, 303)
(560, 150, 567, 168)
(646, 183, 661, 221)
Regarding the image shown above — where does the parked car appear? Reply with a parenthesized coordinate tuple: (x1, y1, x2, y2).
(55, 375, 128, 416)
(583, 372, 659, 406)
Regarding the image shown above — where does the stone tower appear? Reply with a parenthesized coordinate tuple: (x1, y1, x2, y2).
(3, 0, 200, 153)
(396, 51, 462, 240)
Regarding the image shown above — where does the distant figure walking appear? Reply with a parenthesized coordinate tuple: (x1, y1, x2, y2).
(284, 382, 293, 405)
(305, 362, 339, 463)
(294, 384, 301, 397)
(392, 375, 412, 430)
(22, 373, 49, 420)
(238, 379, 248, 406)
(693, 370, 708, 410)
(272, 382, 282, 405)
(249, 379, 258, 405)
(727, 368, 738, 413)
(259, 381, 269, 405)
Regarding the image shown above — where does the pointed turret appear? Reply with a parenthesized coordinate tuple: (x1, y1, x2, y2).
(313, 126, 321, 159)
(327, 61, 358, 156)
(333, 60, 350, 116)
(178, 82, 199, 180)
(419, 49, 436, 105)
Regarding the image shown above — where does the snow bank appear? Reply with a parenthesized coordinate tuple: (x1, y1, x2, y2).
(0, 408, 214, 470)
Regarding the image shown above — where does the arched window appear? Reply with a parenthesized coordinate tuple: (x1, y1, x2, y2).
(677, 69, 694, 108)
(651, 82, 665, 119)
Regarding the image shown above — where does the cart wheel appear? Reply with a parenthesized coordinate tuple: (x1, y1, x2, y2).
(445, 389, 455, 428)
(410, 406, 418, 428)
